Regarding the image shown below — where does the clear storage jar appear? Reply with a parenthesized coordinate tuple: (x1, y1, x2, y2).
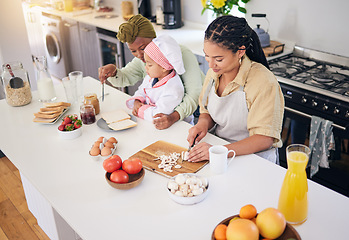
(83, 93, 100, 115)
(1, 62, 32, 106)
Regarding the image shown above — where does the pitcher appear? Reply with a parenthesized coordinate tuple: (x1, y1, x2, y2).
(34, 56, 56, 102)
(278, 144, 311, 225)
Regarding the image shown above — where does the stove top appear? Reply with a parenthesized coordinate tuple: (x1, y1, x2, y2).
(269, 54, 349, 97)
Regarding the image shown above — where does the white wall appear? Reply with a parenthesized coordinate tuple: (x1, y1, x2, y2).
(0, 0, 36, 92)
(245, 0, 349, 57)
(103, 0, 208, 24)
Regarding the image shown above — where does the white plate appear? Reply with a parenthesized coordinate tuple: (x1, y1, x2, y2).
(97, 115, 137, 132)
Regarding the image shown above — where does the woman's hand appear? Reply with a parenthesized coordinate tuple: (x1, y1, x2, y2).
(132, 100, 143, 116)
(98, 64, 117, 83)
(153, 111, 180, 130)
(188, 142, 212, 162)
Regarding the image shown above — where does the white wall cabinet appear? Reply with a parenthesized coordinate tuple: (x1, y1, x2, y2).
(22, 5, 46, 59)
(62, 18, 83, 73)
(78, 22, 100, 79)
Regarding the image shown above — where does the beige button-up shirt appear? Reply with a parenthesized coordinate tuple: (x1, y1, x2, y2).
(199, 55, 285, 148)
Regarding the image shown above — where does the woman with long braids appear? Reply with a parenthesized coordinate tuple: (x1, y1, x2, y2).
(187, 15, 284, 163)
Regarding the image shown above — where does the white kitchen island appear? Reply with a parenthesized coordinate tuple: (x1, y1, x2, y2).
(0, 77, 348, 240)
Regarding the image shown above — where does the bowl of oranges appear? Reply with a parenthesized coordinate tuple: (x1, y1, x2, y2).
(212, 204, 301, 240)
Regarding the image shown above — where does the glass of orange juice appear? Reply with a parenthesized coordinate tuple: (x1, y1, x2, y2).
(278, 144, 311, 225)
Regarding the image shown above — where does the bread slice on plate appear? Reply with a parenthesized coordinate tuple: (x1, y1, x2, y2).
(34, 111, 62, 119)
(33, 116, 58, 123)
(40, 107, 64, 113)
(43, 102, 71, 108)
(101, 109, 131, 124)
(108, 119, 137, 131)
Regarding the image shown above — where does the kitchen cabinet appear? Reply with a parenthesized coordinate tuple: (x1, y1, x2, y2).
(78, 22, 100, 79)
(62, 18, 83, 73)
(22, 5, 45, 58)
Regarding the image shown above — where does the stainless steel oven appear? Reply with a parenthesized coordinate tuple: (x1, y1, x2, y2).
(96, 28, 124, 69)
(96, 28, 126, 91)
(268, 46, 349, 197)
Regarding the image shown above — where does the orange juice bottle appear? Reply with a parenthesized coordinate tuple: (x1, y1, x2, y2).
(278, 144, 310, 225)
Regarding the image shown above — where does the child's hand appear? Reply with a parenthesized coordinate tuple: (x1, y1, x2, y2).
(132, 100, 144, 116)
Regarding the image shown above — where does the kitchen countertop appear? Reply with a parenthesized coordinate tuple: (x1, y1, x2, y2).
(31, 6, 294, 57)
(1, 77, 348, 240)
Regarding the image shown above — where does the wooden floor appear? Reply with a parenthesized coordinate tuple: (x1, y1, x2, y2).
(0, 156, 50, 240)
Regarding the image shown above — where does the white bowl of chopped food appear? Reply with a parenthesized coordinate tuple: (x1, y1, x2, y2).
(167, 173, 209, 205)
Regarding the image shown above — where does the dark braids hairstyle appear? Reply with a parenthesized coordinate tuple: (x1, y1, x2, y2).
(205, 15, 269, 69)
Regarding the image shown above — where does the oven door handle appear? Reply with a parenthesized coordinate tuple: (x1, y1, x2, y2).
(285, 106, 347, 130)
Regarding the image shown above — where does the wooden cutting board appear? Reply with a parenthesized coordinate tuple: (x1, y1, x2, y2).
(129, 140, 208, 178)
(263, 40, 285, 57)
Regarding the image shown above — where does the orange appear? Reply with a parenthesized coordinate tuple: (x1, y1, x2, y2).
(226, 219, 259, 240)
(239, 204, 257, 219)
(214, 224, 227, 240)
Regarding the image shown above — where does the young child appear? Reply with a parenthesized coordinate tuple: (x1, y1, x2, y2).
(126, 35, 186, 122)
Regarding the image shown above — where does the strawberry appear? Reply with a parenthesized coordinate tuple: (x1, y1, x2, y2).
(70, 115, 78, 121)
(62, 116, 72, 125)
(58, 124, 65, 131)
(74, 120, 82, 129)
(65, 123, 74, 131)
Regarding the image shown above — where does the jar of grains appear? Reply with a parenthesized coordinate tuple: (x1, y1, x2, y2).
(1, 62, 32, 106)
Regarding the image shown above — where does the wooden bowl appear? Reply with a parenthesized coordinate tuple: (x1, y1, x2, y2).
(105, 168, 145, 190)
(211, 214, 301, 240)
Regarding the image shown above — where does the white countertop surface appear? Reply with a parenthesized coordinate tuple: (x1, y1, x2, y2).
(1, 77, 348, 240)
(32, 6, 294, 58)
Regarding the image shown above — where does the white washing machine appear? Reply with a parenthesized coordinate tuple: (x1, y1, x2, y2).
(41, 13, 68, 79)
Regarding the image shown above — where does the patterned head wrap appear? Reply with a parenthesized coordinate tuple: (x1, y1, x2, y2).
(117, 14, 156, 43)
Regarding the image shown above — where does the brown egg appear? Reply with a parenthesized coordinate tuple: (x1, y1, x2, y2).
(104, 141, 114, 148)
(93, 141, 102, 148)
(108, 137, 117, 144)
(90, 146, 101, 156)
(97, 136, 104, 142)
(101, 147, 112, 156)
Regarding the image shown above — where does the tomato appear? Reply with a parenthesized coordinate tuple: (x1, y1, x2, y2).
(103, 155, 122, 173)
(110, 170, 129, 183)
(122, 158, 143, 174)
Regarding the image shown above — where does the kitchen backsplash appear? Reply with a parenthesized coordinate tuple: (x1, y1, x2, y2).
(102, 0, 349, 59)
(245, 0, 349, 58)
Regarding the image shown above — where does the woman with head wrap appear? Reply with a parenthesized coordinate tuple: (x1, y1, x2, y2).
(98, 14, 203, 130)
(186, 15, 284, 164)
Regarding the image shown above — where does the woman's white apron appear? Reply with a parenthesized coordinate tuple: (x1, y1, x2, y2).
(204, 80, 278, 163)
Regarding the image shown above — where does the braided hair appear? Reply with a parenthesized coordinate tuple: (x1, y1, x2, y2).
(205, 15, 269, 69)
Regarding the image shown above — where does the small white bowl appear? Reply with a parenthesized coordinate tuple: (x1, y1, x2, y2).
(57, 127, 82, 140)
(167, 173, 209, 205)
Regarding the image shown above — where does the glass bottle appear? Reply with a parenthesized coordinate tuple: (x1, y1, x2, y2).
(34, 56, 56, 102)
(1, 62, 32, 106)
(278, 144, 311, 225)
(83, 93, 100, 115)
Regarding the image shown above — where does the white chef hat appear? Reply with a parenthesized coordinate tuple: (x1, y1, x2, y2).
(144, 34, 185, 75)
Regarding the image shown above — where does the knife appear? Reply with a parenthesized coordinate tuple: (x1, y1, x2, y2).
(188, 134, 199, 152)
(102, 83, 105, 102)
(180, 134, 199, 163)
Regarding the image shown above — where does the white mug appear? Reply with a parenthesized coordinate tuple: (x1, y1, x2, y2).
(209, 145, 236, 174)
